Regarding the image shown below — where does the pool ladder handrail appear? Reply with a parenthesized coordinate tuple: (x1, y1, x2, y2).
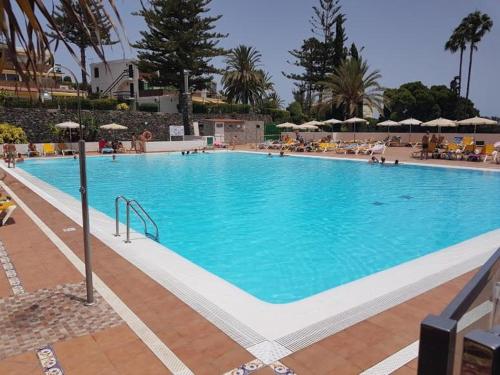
(115, 196, 159, 243)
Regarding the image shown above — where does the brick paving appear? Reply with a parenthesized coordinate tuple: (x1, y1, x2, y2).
(0, 282, 122, 360)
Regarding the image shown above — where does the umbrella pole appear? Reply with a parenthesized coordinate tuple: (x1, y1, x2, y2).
(409, 125, 412, 143)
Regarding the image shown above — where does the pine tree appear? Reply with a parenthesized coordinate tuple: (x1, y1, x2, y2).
(284, 0, 349, 109)
(349, 43, 360, 60)
(134, 0, 227, 134)
(283, 38, 322, 114)
(310, 0, 341, 103)
(48, 0, 116, 86)
(333, 14, 347, 68)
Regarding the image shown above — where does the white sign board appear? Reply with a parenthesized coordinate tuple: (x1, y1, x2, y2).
(169, 125, 185, 137)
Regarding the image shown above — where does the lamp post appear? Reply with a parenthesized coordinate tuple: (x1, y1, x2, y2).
(47, 64, 94, 305)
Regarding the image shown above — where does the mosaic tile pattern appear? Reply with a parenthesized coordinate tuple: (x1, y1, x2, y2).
(37, 345, 64, 375)
(223, 359, 298, 375)
(0, 282, 123, 360)
(222, 359, 265, 375)
(269, 361, 297, 375)
(0, 241, 25, 295)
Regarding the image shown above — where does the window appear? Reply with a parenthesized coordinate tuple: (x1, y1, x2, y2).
(216, 124, 223, 128)
(128, 64, 134, 78)
(129, 83, 134, 98)
(96, 86, 100, 93)
(94, 67, 99, 78)
(6, 74, 19, 81)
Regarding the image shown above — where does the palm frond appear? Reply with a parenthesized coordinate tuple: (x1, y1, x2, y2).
(0, 0, 123, 86)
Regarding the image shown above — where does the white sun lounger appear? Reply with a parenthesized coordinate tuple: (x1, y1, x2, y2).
(368, 144, 386, 156)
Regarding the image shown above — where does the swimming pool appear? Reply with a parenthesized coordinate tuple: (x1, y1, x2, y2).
(19, 153, 500, 304)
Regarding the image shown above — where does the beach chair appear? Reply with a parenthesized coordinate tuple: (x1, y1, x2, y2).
(462, 136, 474, 146)
(42, 143, 56, 156)
(362, 144, 385, 156)
(57, 143, 75, 156)
(467, 144, 495, 163)
(441, 143, 459, 160)
(0, 205, 16, 226)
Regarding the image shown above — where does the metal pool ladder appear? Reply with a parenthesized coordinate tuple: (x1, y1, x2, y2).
(114, 196, 159, 243)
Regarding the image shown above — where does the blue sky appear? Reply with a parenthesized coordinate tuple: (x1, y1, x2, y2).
(56, 0, 500, 116)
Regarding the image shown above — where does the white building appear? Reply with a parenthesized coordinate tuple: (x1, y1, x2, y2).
(90, 58, 223, 113)
(90, 58, 140, 100)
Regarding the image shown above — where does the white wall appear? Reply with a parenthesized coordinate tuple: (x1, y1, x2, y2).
(144, 140, 207, 152)
(10, 140, 207, 155)
(136, 94, 179, 114)
(281, 132, 500, 144)
(90, 59, 138, 98)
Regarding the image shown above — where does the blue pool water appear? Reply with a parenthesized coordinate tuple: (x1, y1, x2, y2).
(19, 153, 500, 303)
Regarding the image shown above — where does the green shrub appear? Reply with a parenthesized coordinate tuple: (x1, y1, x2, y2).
(262, 109, 290, 123)
(1, 97, 120, 110)
(0, 123, 28, 144)
(138, 103, 159, 112)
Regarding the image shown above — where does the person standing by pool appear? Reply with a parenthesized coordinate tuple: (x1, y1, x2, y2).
(421, 131, 430, 160)
(130, 133, 137, 153)
(231, 135, 237, 150)
(140, 130, 152, 153)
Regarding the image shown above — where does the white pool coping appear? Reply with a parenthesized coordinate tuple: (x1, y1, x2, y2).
(2, 153, 499, 359)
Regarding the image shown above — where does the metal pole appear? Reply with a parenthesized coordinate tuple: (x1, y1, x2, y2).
(115, 197, 120, 237)
(126, 202, 131, 243)
(51, 64, 94, 305)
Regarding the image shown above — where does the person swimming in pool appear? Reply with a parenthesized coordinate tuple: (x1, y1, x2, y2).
(369, 156, 379, 164)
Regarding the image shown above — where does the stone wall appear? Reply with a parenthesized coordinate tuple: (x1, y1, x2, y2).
(0, 107, 271, 142)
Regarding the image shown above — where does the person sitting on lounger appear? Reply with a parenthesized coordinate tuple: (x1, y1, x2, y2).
(28, 143, 39, 157)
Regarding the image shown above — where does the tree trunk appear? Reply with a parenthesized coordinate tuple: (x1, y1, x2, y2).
(80, 46, 88, 86)
(465, 43, 474, 101)
(179, 76, 193, 135)
(458, 47, 464, 96)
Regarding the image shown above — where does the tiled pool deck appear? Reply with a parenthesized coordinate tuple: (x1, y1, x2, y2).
(0, 148, 495, 374)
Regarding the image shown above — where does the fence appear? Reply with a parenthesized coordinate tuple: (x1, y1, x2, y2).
(418, 248, 500, 374)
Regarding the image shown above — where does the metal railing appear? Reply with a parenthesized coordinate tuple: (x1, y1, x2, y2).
(114, 196, 159, 243)
(418, 247, 500, 374)
(102, 69, 128, 96)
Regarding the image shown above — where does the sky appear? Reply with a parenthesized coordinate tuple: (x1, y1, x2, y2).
(55, 0, 500, 116)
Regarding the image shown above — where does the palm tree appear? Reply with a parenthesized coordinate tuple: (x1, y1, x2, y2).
(322, 57, 384, 118)
(445, 24, 467, 96)
(222, 45, 266, 106)
(0, 0, 121, 85)
(463, 11, 493, 100)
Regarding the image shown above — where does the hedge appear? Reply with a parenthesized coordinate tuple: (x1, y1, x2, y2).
(1, 97, 120, 110)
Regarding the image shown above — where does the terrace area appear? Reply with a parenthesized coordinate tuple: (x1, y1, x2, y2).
(0, 145, 498, 374)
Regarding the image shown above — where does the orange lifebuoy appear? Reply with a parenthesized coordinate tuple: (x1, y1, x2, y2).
(143, 131, 153, 141)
